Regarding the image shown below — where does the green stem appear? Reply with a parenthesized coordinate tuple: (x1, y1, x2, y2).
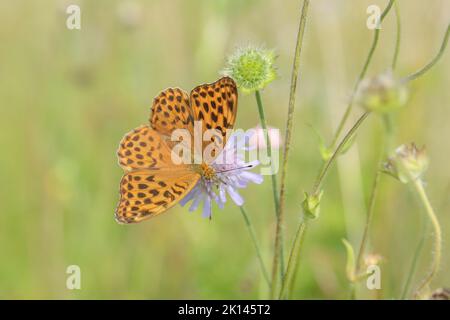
(255, 91, 280, 213)
(412, 180, 442, 299)
(280, 0, 397, 288)
(254, 90, 284, 277)
(352, 114, 394, 299)
(401, 23, 449, 83)
(392, 1, 401, 71)
(329, 0, 395, 150)
(355, 115, 394, 269)
(279, 220, 308, 299)
(400, 216, 428, 300)
(239, 206, 271, 287)
(282, 112, 371, 298)
(271, 0, 310, 299)
(356, 168, 381, 275)
(312, 112, 370, 196)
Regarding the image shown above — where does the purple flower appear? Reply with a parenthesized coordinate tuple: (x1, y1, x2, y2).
(179, 131, 263, 218)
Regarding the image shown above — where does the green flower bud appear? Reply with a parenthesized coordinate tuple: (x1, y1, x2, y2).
(302, 190, 323, 220)
(222, 45, 276, 93)
(356, 71, 408, 113)
(383, 143, 429, 184)
(342, 239, 356, 282)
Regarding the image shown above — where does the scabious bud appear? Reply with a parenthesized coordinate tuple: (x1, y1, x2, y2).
(222, 45, 276, 93)
(383, 143, 429, 184)
(356, 71, 408, 113)
(363, 253, 383, 267)
(302, 190, 323, 220)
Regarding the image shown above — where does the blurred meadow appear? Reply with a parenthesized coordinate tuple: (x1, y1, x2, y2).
(0, 0, 449, 299)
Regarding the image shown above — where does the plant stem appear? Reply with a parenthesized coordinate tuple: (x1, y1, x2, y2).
(392, 1, 401, 70)
(412, 180, 442, 299)
(352, 114, 394, 299)
(356, 168, 381, 275)
(401, 23, 450, 83)
(239, 206, 271, 287)
(271, 0, 310, 299)
(254, 90, 284, 276)
(279, 220, 308, 299)
(279, 1, 395, 297)
(400, 216, 428, 300)
(282, 112, 371, 298)
(312, 112, 370, 196)
(255, 91, 280, 212)
(329, 0, 396, 150)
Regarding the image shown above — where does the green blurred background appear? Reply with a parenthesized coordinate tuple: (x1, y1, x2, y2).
(0, 0, 449, 299)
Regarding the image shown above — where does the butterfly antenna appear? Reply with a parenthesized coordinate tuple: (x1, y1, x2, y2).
(216, 164, 254, 174)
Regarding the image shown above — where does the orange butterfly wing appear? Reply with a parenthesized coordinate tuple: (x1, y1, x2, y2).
(190, 76, 238, 143)
(115, 169, 199, 223)
(189, 77, 238, 162)
(116, 125, 200, 223)
(150, 87, 194, 137)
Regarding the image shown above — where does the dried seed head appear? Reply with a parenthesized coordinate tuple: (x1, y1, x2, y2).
(364, 253, 384, 267)
(429, 288, 450, 300)
(357, 71, 408, 113)
(383, 143, 429, 184)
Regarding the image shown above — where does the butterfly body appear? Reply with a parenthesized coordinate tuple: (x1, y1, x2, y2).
(115, 77, 238, 224)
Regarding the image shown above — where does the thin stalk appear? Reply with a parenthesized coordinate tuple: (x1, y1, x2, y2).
(392, 1, 401, 70)
(355, 168, 381, 275)
(254, 90, 284, 276)
(329, 0, 396, 149)
(355, 114, 394, 273)
(281, 1, 396, 293)
(400, 216, 428, 300)
(312, 112, 370, 196)
(412, 180, 442, 298)
(239, 206, 271, 287)
(352, 114, 394, 299)
(255, 91, 280, 212)
(282, 112, 371, 298)
(271, 0, 310, 299)
(279, 220, 308, 299)
(401, 24, 450, 83)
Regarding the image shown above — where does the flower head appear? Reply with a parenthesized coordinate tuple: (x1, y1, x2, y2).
(429, 288, 450, 300)
(116, 1, 142, 30)
(222, 45, 276, 93)
(356, 71, 408, 113)
(383, 143, 429, 183)
(179, 132, 263, 218)
(249, 125, 281, 150)
(363, 253, 384, 267)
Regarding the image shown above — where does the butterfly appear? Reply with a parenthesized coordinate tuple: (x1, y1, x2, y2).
(115, 77, 238, 223)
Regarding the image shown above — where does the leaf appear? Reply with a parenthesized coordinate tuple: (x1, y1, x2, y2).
(342, 238, 356, 282)
(307, 123, 332, 161)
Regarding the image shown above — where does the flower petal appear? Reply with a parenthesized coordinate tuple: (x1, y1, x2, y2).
(189, 192, 203, 212)
(179, 186, 197, 206)
(219, 184, 227, 203)
(227, 185, 244, 206)
(202, 196, 212, 218)
(240, 171, 264, 184)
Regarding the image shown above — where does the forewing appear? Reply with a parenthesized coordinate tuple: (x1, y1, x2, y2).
(189, 76, 238, 145)
(117, 125, 175, 171)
